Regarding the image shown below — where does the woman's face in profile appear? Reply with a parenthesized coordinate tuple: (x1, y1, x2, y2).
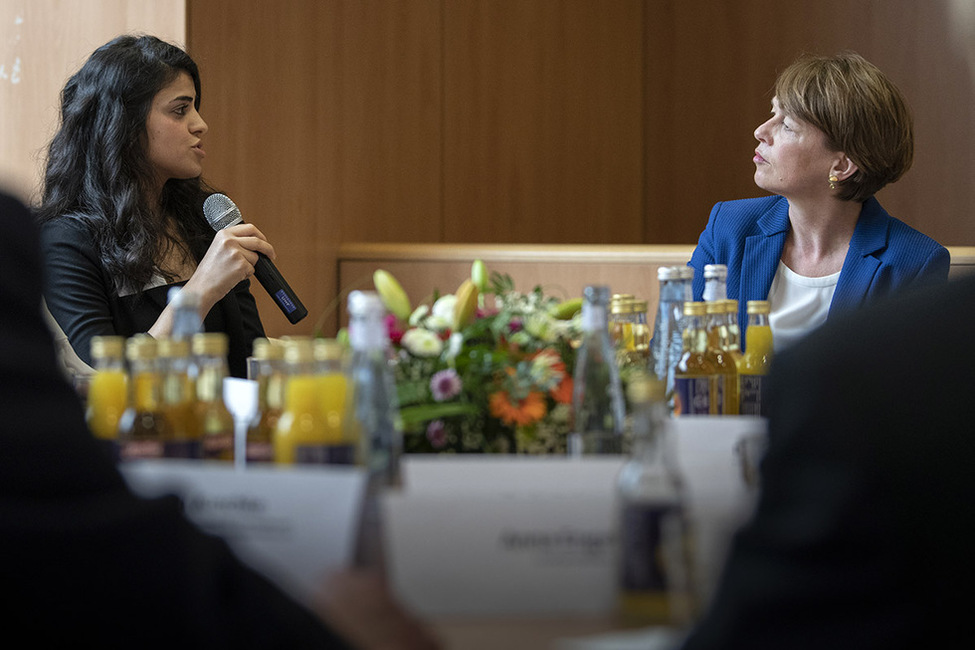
(145, 71, 208, 187)
(751, 97, 839, 200)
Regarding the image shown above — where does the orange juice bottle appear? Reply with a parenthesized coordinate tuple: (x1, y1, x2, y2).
(274, 338, 349, 465)
(315, 338, 354, 464)
(117, 335, 168, 460)
(706, 300, 738, 415)
(247, 337, 285, 464)
(192, 333, 235, 461)
(737, 300, 773, 416)
(86, 335, 129, 458)
(673, 301, 719, 416)
(158, 337, 201, 459)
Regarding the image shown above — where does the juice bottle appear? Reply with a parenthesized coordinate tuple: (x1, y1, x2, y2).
(86, 335, 128, 458)
(117, 335, 168, 460)
(617, 374, 695, 626)
(706, 300, 738, 415)
(720, 299, 743, 365)
(673, 301, 719, 416)
(246, 337, 285, 464)
(158, 337, 201, 458)
(315, 338, 354, 464)
(737, 300, 773, 416)
(274, 338, 350, 465)
(192, 333, 235, 461)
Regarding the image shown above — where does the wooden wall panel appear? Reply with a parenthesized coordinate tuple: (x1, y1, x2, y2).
(182, 0, 975, 336)
(645, 0, 975, 246)
(443, 0, 645, 243)
(188, 0, 442, 337)
(0, 0, 185, 203)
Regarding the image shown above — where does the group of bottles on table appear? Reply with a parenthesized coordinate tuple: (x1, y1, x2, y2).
(88, 332, 237, 461)
(653, 264, 773, 417)
(86, 290, 403, 482)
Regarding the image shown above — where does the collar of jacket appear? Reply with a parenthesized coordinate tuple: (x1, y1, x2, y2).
(746, 195, 889, 316)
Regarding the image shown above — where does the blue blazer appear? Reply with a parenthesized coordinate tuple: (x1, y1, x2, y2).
(689, 195, 949, 339)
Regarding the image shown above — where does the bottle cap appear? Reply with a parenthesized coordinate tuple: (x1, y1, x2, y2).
(683, 301, 707, 316)
(610, 298, 636, 315)
(348, 291, 390, 351)
(657, 266, 681, 281)
(157, 338, 190, 359)
(704, 264, 728, 279)
(583, 285, 611, 306)
(192, 332, 229, 356)
(91, 335, 125, 360)
(746, 300, 771, 314)
(252, 337, 284, 361)
(313, 337, 345, 362)
(168, 286, 201, 309)
(283, 337, 315, 365)
(126, 334, 158, 361)
(348, 290, 386, 317)
(677, 266, 695, 280)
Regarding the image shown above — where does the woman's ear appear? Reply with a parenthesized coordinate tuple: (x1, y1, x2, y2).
(831, 154, 858, 181)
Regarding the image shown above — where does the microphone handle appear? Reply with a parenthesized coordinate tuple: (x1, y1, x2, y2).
(253, 253, 308, 324)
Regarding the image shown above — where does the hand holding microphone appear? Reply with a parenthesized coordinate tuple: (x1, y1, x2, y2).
(202, 193, 308, 324)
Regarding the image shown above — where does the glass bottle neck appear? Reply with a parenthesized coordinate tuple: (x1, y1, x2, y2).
(195, 355, 228, 402)
(349, 314, 389, 352)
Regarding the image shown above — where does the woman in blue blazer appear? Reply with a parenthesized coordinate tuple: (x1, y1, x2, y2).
(690, 52, 948, 351)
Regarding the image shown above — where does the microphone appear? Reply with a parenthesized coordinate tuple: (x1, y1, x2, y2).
(202, 193, 308, 324)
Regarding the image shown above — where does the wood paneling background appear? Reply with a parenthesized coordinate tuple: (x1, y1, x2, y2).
(0, 0, 186, 203)
(186, 0, 975, 337)
(4, 2, 970, 338)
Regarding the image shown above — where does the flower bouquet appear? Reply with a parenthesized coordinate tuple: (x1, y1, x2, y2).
(372, 261, 583, 454)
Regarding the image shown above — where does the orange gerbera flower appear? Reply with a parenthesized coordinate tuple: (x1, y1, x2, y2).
(549, 376, 573, 404)
(489, 390, 547, 427)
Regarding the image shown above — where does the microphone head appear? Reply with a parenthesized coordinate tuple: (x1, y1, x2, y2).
(203, 193, 243, 231)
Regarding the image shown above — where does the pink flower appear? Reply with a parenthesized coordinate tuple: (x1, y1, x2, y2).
(426, 420, 448, 448)
(430, 368, 462, 401)
(385, 313, 404, 345)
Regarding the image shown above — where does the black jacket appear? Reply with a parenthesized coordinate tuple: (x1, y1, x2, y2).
(40, 216, 264, 378)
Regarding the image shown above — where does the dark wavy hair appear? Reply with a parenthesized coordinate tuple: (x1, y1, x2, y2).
(36, 34, 214, 292)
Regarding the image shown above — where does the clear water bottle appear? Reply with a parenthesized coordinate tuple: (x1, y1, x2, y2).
(346, 290, 403, 573)
(702, 264, 728, 303)
(346, 291, 403, 488)
(569, 285, 626, 456)
(168, 286, 203, 340)
(650, 267, 687, 409)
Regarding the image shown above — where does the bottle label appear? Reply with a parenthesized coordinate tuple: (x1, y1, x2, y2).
(619, 501, 682, 592)
(119, 439, 165, 461)
(739, 374, 767, 416)
(673, 377, 711, 415)
(165, 440, 202, 459)
(246, 441, 274, 464)
(203, 433, 234, 459)
(294, 444, 356, 465)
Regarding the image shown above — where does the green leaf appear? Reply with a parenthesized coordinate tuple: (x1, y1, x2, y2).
(400, 402, 481, 427)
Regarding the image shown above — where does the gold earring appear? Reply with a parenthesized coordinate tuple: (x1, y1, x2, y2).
(829, 174, 839, 190)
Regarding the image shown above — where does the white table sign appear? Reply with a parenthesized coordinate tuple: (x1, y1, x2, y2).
(385, 418, 766, 619)
(386, 457, 625, 616)
(121, 460, 366, 606)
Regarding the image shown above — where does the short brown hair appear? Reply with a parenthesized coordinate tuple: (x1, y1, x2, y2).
(775, 51, 913, 202)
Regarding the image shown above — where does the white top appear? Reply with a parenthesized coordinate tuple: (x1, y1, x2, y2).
(767, 262, 840, 352)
